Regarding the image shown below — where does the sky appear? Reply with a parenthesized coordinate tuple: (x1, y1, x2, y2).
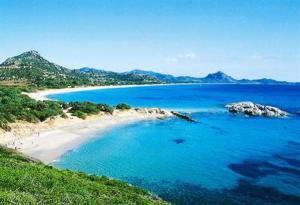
(0, 0, 299, 81)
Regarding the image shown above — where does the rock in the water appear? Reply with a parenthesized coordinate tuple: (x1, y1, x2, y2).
(226, 102, 288, 117)
(297, 111, 300, 116)
(172, 139, 185, 144)
(171, 111, 197, 122)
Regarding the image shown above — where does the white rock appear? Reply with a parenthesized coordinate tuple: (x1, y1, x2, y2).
(226, 102, 288, 118)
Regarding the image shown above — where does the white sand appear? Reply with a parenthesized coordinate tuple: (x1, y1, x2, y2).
(1, 84, 179, 164)
(0, 108, 172, 164)
(23, 84, 175, 101)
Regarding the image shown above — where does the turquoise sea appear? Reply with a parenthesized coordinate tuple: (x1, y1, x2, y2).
(50, 84, 300, 205)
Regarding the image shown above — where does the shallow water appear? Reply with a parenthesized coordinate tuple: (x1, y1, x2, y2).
(51, 84, 300, 204)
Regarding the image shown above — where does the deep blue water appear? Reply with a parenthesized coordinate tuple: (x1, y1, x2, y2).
(51, 84, 300, 205)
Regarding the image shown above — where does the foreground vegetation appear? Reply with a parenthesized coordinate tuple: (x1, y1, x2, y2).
(0, 86, 130, 131)
(0, 146, 167, 204)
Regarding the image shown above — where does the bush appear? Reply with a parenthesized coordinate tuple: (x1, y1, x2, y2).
(0, 119, 11, 131)
(0, 87, 62, 130)
(116, 103, 131, 110)
(60, 113, 68, 119)
(0, 86, 131, 130)
(97, 103, 114, 114)
(72, 110, 87, 119)
(68, 101, 99, 115)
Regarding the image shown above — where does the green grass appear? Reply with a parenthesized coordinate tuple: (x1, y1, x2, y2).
(0, 146, 168, 205)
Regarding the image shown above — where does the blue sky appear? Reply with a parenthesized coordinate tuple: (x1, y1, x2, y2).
(0, 0, 299, 81)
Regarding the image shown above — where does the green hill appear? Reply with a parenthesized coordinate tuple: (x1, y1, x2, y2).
(0, 51, 90, 88)
(0, 51, 161, 88)
(0, 146, 168, 205)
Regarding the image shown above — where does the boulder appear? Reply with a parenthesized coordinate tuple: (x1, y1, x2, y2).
(226, 102, 288, 117)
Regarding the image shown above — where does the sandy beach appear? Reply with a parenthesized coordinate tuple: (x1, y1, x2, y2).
(0, 84, 180, 164)
(24, 84, 171, 101)
(0, 108, 172, 164)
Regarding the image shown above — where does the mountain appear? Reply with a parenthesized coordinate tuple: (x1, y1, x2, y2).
(0, 51, 296, 88)
(0, 51, 161, 88)
(126, 70, 238, 83)
(251, 78, 289, 84)
(125, 69, 183, 82)
(126, 69, 297, 84)
(125, 69, 202, 83)
(77, 67, 161, 85)
(0, 50, 90, 88)
(202, 71, 237, 83)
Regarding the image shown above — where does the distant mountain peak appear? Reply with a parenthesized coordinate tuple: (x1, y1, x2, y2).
(215, 71, 226, 75)
(206, 71, 228, 77)
(1, 50, 44, 66)
(22, 50, 40, 56)
(204, 71, 236, 83)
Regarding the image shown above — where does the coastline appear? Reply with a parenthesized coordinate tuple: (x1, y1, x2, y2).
(24, 83, 272, 101)
(0, 108, 172, 164)
(24, 84, 175, 101)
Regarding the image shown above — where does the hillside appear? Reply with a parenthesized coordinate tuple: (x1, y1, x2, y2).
(0, 51, 90, 88)
(77, 67, 160, 85)
(0, 146, 167, 204)
(0, 51, 161, 88)
(125, 70, 239, 83)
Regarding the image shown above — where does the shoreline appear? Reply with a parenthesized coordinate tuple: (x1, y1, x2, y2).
(24, 83, 183, 101)
(25, 83, 279, 101)
(0, 108, 173, 164)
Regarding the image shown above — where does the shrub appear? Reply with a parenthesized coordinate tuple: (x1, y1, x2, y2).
(116, 103, 131, 110)
(0, 86, 131, 130)
(97, 103, 114, 114)
(60, 113, 68, 119)
(72, 110, 87, 119)
(68, 101, 99, 115)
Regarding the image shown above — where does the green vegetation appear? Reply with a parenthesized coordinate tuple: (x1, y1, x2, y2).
(68, 101, 112, 115)
(0, 146, 167, 204)
(0, 86, 130, 130)
(0, 51, 90, 89)
(116, 103, 131, 110)
(0, 86, 63, 131)
(0, 51, 164, 204)
(0, 51, 161, 89)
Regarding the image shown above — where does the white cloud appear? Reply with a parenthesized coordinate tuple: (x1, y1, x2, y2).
(165, 52, 197, 63)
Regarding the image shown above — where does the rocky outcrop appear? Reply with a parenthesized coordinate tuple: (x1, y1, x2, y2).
(171, 111, 197, 122)
(134, 108, 173, 117)
(226, 102, 288, 117)
(134, 108, 198, 122)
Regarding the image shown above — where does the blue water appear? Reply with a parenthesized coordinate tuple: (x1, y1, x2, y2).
(51, 84, 300, 205)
